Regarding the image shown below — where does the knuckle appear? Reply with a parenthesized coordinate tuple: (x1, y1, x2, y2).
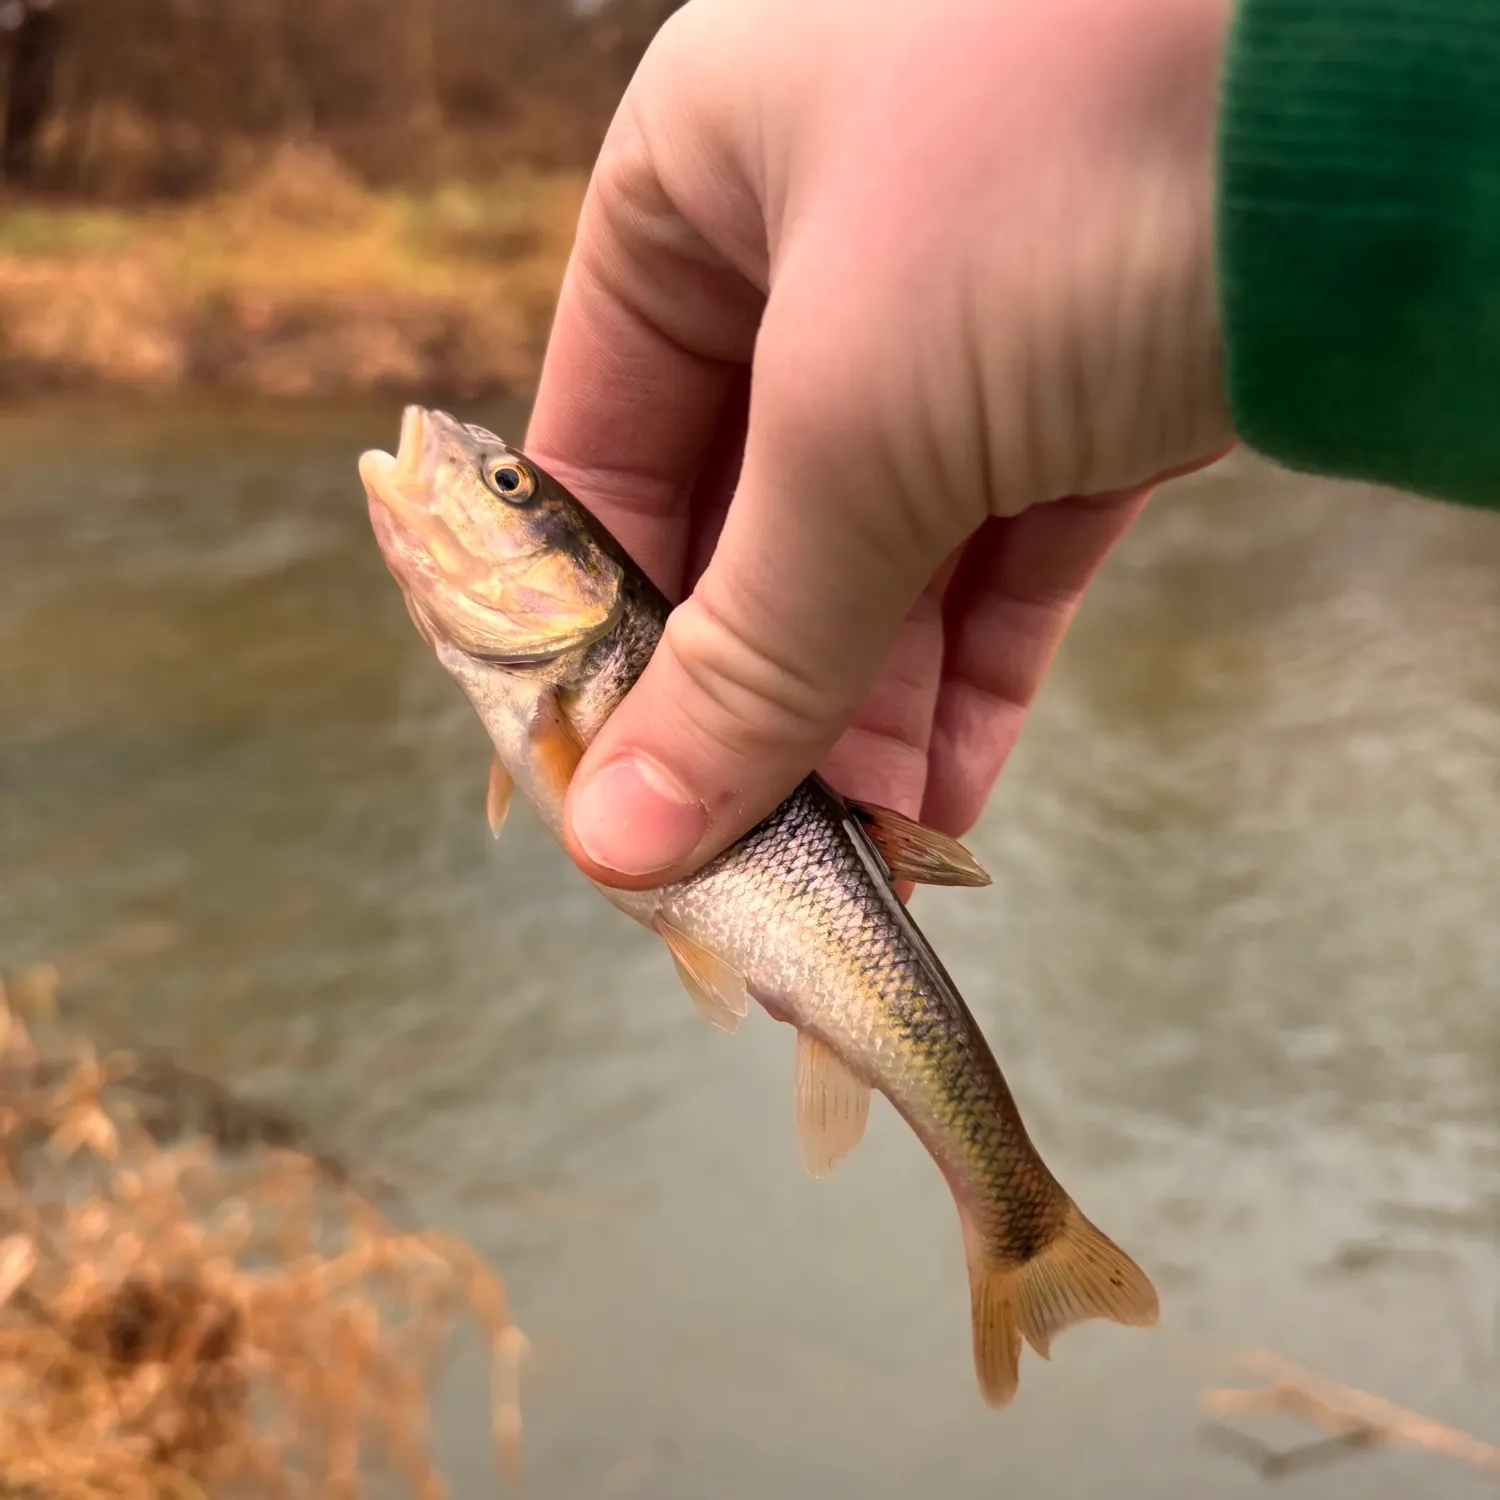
(754, 282, 986, 556)
(662, 590, 836, 759)
(757, 301, 878, 455)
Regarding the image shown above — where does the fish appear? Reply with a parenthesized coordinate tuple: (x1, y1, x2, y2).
(359, 405, 1158, 1406)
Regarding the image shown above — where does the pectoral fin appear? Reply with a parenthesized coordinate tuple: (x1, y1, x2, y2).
(486, 756, 514, 839)
(528, 689, 586, 805)
(849, 800, 991, 888)
(794, 1032, 871, 1177)
(655, 918, 749, 1034)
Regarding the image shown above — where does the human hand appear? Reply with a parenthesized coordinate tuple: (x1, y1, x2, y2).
(526, 0, 1235, 890)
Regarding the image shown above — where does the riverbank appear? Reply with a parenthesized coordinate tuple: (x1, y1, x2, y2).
(0, 147, 586, 398)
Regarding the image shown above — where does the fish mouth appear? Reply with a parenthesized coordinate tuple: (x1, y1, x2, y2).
(360, 406, 454, 647)
(359, 404, 440, 563)
(360, 405, 624, 663)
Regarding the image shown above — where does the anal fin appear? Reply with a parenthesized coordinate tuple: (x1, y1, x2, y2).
(655, 918, 749, 1034)
(794, 1032, 871, 1178)
(486, 755, 514, 838)
(849, 800, 990, 888)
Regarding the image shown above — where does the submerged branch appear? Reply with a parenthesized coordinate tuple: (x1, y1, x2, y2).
(1201, 1346, 1500, 1479)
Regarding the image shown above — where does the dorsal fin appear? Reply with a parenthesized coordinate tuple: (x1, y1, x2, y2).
(822, 779, 991, 1039)
(847, 799, 991, 888)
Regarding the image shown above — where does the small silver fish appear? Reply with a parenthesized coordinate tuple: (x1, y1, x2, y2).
(360, 406, 1158, 1405)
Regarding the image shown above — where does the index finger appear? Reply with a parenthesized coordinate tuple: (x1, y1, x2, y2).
(524, 87, 766, 598)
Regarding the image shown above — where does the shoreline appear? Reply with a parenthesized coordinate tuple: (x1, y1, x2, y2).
(0, 148, 585, 400)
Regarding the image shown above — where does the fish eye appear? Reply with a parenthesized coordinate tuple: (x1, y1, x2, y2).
(484, 458, 537, 504)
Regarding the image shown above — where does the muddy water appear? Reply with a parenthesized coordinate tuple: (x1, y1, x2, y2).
(1, 393, 1497, 1498)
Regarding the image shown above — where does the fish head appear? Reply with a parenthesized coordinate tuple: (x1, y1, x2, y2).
(359, 406, 625, 663)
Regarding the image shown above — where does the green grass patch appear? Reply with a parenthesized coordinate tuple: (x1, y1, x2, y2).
(0, 206, 143, 259)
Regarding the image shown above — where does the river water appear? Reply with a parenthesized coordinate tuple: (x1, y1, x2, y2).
(1, 393, 1497, 1498)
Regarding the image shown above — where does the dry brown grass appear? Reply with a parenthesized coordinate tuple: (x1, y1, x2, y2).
(2, 0, 668, 392)
(0, 966, 527, 1500)
(0, 143, 586, 396)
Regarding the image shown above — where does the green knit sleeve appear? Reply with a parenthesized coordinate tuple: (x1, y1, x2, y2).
(1216, 0, 1500, 509)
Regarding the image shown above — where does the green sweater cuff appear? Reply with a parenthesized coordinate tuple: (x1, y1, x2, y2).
(1217, 0, 1500, 509)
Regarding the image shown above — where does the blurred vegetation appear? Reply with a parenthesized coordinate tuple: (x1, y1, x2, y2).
(0, 0, 682, 394)
(3, 0, 682, 199)
(0, 966, 527, 1498)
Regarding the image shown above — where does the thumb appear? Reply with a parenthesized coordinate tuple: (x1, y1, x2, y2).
(562, 351, 970, 890)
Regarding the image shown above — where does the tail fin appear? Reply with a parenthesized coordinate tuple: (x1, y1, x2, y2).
(966, 1203, 1158, 1408)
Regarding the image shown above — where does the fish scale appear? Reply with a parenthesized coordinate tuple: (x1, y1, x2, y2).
(360, 403, 1159, 1407)
(662, 779, 1054, 1241)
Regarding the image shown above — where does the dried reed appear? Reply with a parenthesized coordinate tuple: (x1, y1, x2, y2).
(0, 969, 526, 1499)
